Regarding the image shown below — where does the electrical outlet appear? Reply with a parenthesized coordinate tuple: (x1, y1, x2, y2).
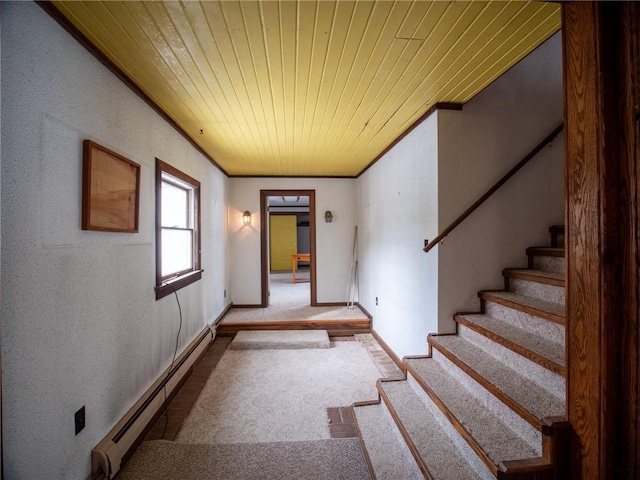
(375, 296, 379, 306)
(75, 406, 86, 435)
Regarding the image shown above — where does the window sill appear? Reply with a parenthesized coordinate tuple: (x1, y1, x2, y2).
(155, 270, 203, 300)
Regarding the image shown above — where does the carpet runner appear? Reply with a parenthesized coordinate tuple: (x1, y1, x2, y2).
(117, 438, 371, 480)
(229, 329, 330, 350)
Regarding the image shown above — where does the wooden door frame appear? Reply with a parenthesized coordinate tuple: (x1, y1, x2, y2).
(260, 190, 317, 307)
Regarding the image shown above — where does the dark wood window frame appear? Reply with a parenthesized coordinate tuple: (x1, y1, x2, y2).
(155, 158, 202, 300)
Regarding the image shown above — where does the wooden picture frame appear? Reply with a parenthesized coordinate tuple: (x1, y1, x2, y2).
(82, 140, 140, 233)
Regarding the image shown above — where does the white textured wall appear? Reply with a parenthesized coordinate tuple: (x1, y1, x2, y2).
(436, 32, 564, 332)
(356, 32, 563, 357)
(356, 114, 439, 357)
(229, 177, 356, 305)
(1, 4, 230, 479)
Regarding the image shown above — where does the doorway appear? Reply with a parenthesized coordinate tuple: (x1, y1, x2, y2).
(260, 190, 317, 307)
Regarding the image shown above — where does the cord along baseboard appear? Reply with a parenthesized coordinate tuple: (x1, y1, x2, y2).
(91, 325, 214, 479)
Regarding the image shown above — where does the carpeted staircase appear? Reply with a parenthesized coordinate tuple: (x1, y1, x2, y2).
(354, 226, 568, 479)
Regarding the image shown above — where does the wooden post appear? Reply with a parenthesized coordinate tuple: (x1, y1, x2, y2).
(563, 2, 640, 478)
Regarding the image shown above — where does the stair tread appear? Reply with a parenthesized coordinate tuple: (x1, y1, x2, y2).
(458, 313, 565, 368)
(380, 380, 494, 480)
(481, 290, 565, 319)
(503, 268, 564, 285)
(430, 335, 565, 424)
(354, 402, 423, 480)
(404, 358, 540, 466)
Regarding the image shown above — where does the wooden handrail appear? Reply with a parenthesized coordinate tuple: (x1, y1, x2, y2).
(423, 124, 564, 253)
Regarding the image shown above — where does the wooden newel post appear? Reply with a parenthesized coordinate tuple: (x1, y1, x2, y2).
(563, 3, 640, 478)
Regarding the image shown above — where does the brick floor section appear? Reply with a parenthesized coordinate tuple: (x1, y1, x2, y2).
(355, 333, 404, 379)
(327, 406, 358, 438)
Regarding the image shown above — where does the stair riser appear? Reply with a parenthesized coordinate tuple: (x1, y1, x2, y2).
(531, 255, 565, 275)
(379, 401, 418, 459)
(353, 402, 423, 479)
(508, 278, 565, 306)
(405, 375, 495, 480)
(430, 349, 541, 454)
(484, 301, 565, 346)
(458, 324, 565, 401)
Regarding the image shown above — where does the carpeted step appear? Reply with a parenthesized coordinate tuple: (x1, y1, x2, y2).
(229, 330, 330, 350)
(455, 313, 565, 376)
(117, 438, 371, 480)
(457, 322, 565, 400)
(405, 357, 542, 463)
(429, 334, 565, 429)
(502, 269, 565, 306)
(480, 290, 565, 325)
(526, 247, 565, 274)
(482, 294, 565, 346)
(379, 379, 495, 480)
(503, 268, 564, 287)
(354, 402, 423, 479)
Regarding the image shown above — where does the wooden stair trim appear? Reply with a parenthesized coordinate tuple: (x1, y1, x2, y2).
(525, 246, 565, 258)
(349, 404, 378, 480)
(428, 334, 543, 431)
(217, 319, 370, 336)
(526, 246, 565, 270)
(403, 354, 431, 361)
(502, 268, 565, 287)
(403, 360, 502, 477)
(353, 399, 383, 408)
(377, 379, 434, 479)
(479, 290, 565, 325)
(541, 417, 570, 475)
(499, 457, 553, 476)
(455, 314, 566, 377)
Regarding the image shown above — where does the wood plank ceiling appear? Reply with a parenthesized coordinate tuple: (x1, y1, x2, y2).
(51, 1, 560, 177)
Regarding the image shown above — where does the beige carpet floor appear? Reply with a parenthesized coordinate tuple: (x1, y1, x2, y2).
(270, 269, 312, 306)
(222, 271, 367, 323)
(229, 330, 331, 350)
(117, 438, 372, 480)
(175, 340, 381, 444)
(118, 329, 382, 479)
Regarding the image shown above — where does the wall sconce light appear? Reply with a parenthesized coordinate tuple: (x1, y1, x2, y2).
(242, 211, 251, 225)
(325, 210, 333, 223)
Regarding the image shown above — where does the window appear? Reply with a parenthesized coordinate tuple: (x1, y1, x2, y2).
(155, 159, 201, 299)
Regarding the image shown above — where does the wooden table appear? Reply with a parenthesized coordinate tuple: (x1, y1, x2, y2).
(291, 253, 310, 284)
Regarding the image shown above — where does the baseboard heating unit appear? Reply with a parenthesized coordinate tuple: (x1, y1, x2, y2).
(91, 326, 214, 479)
